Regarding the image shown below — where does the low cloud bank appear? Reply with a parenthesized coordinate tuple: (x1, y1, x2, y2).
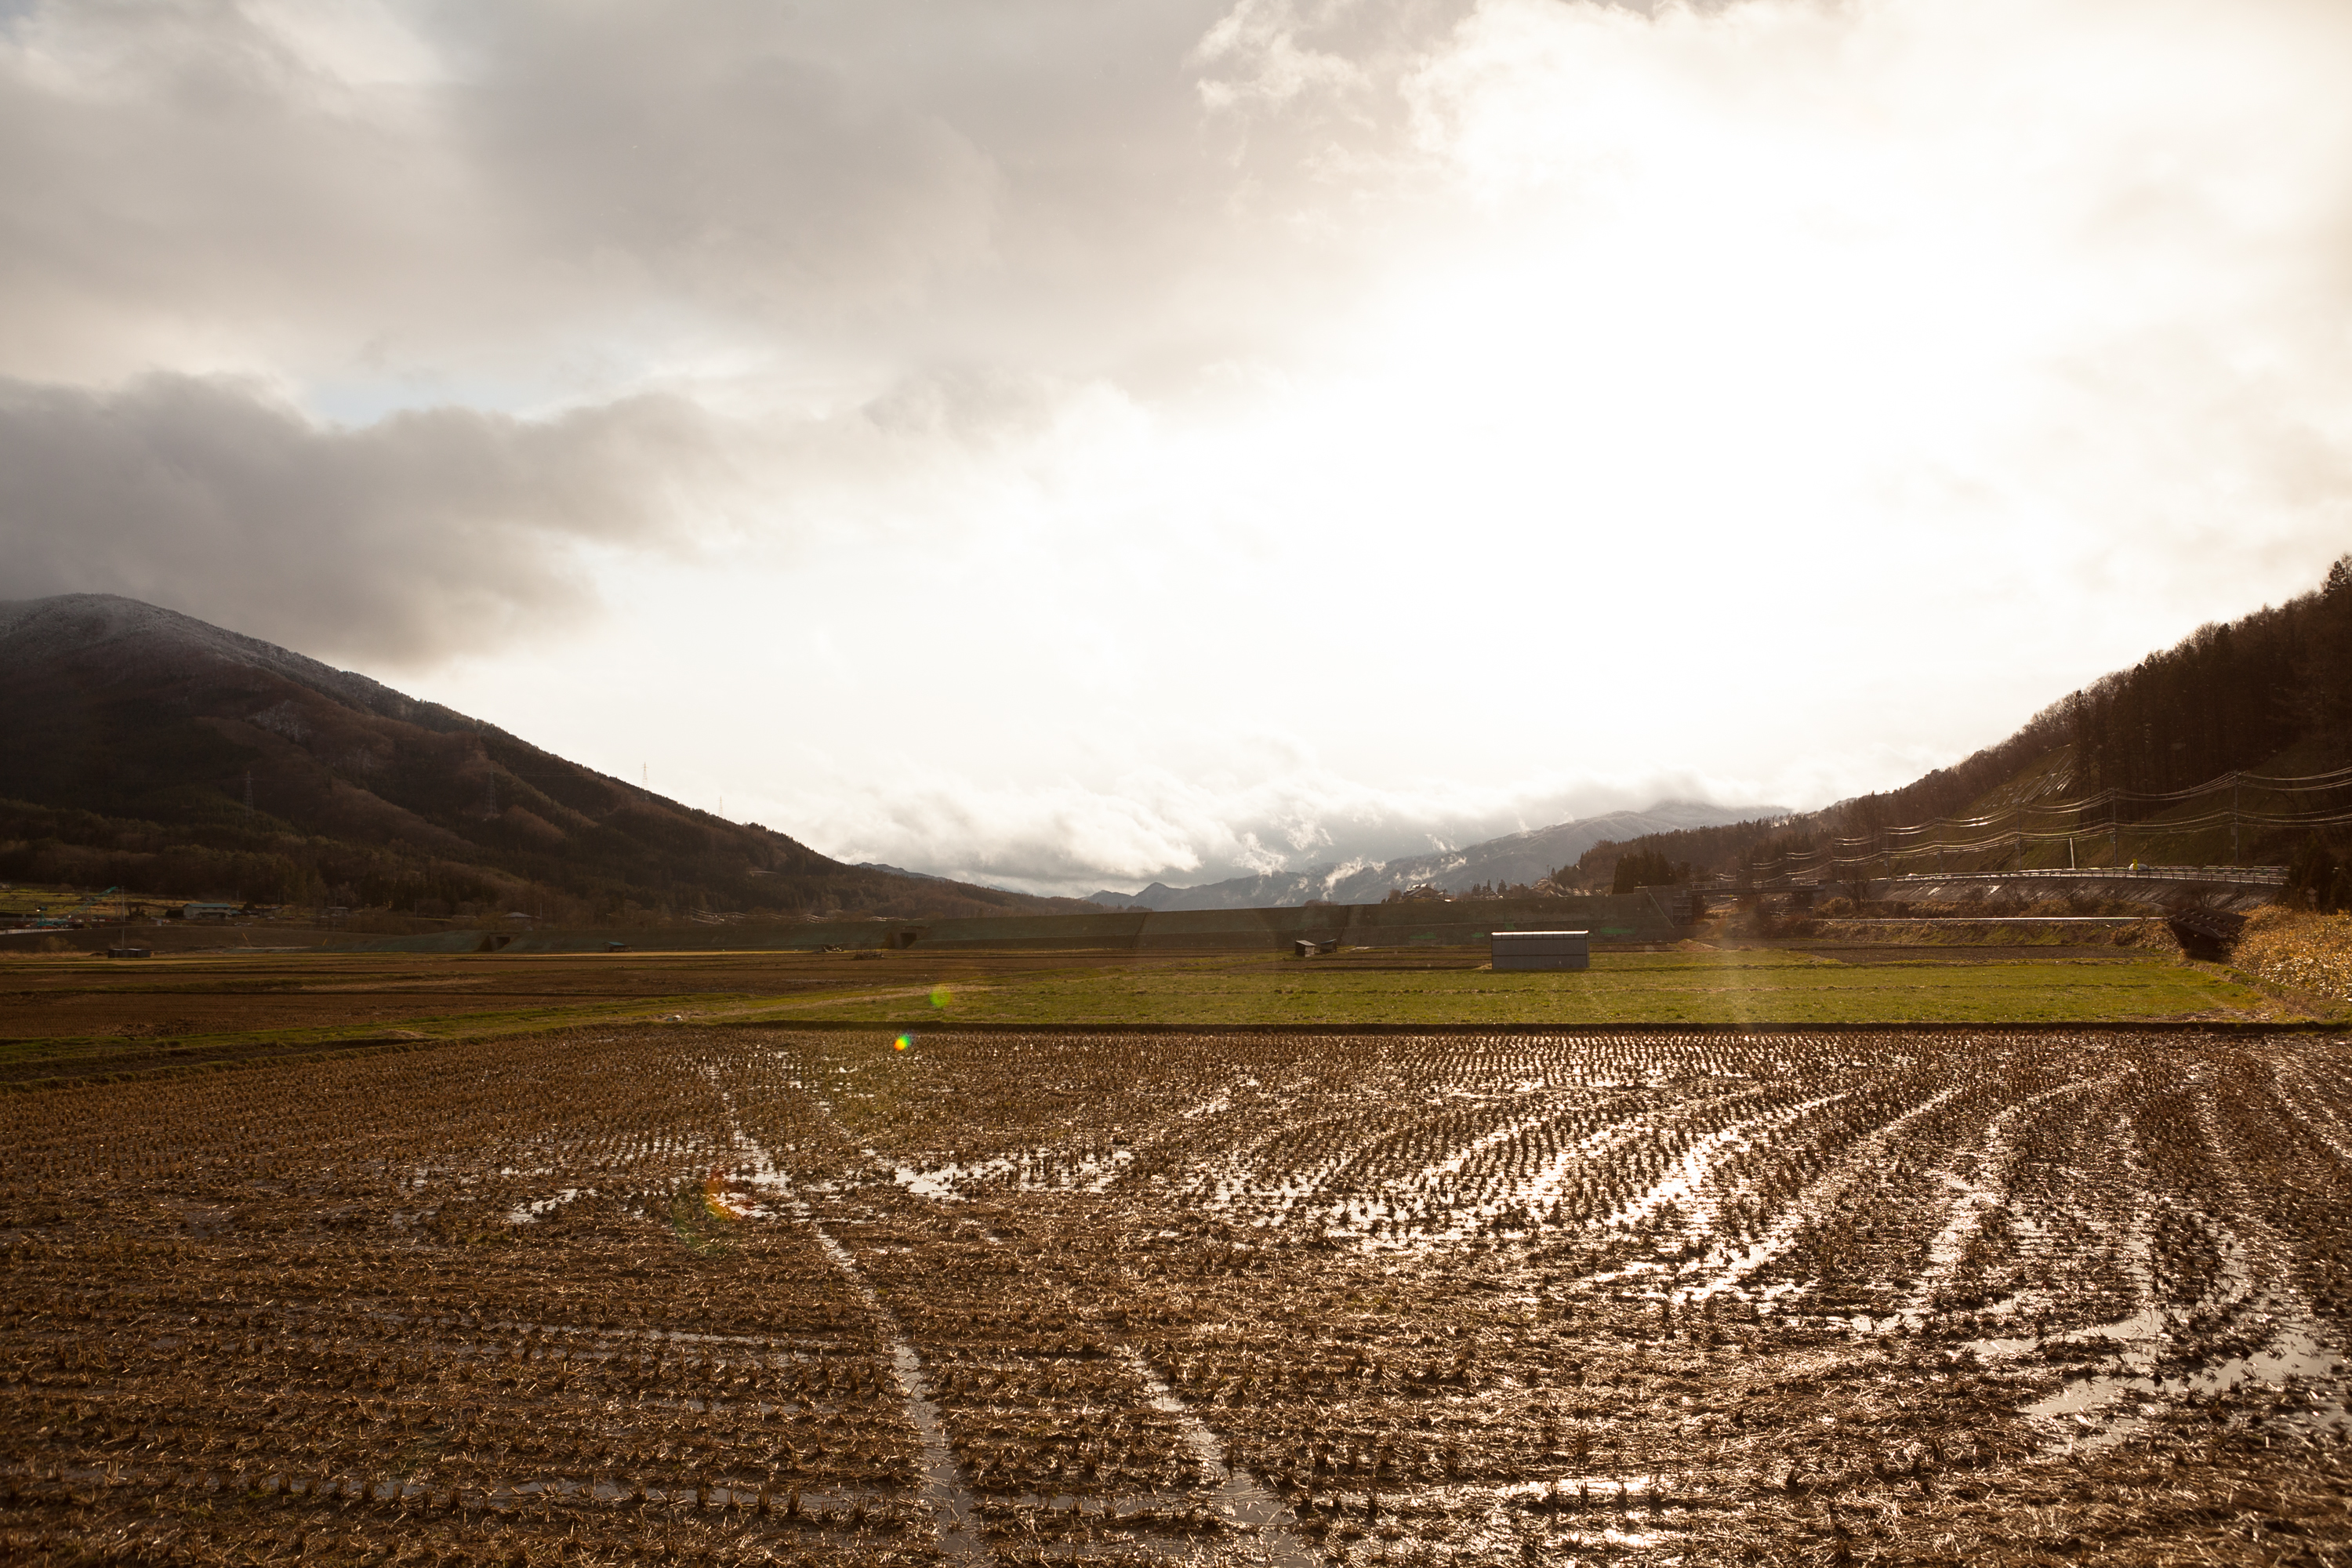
(787, 765, 1787, 898)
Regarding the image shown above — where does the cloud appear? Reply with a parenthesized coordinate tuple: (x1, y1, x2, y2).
(3, 0, 2351, 892)
(0, 1, 1284, 399)
(0, 373, 722, 663)
(779, 761, 1784, 895)
(1192, 0, 1369, 111)
(445, 2, 1005, 317)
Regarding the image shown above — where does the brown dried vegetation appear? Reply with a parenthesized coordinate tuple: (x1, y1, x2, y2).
(2234, 909, 2352, 1008)
(2, 1025, 2349, 1564)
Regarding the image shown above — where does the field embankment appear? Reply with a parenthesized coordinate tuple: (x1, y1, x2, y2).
(2232, 908, 2352, 1009)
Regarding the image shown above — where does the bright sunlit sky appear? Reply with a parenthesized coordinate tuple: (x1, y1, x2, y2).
(3, 0, 2348, 895)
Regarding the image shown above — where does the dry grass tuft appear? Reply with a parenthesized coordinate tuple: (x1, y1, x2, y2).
(2233, 906, 2352, 1005)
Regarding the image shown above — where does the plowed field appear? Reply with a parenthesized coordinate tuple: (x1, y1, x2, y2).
(5, 1025, 2349, 1565)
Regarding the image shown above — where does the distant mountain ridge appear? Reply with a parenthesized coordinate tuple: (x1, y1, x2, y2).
(0, 593, 1087, 922)
(1091, 800, 1789, 911)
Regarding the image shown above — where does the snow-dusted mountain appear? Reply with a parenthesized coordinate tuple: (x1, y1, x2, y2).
(1091, 800, 1789, 911)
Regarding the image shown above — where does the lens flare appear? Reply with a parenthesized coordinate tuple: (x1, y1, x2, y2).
(701, 1165, 747, 1221)
(894, 1033, 913, 1051)
(929, 983, 953, 1008)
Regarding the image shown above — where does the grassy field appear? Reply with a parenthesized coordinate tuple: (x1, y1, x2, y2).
(0, 947, 994, 1086)
(775, 949, 2287, 1026)
(0, 944, 2307, 1088)
(0, 880, 106, 920)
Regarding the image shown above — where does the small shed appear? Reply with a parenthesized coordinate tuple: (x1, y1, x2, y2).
(1491, 930, 1589, 971)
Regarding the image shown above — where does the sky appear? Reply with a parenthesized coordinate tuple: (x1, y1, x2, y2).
(2, 0, 2348, 896)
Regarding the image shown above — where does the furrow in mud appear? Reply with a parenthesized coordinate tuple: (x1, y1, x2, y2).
(10, 1025, 2352, 1565)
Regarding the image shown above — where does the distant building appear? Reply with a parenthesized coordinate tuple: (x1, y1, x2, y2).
(182, 902, 241, 922)
(1491, 930, 1589, 971)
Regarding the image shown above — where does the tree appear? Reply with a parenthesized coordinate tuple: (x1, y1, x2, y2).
(1611, 848, 1689, 895)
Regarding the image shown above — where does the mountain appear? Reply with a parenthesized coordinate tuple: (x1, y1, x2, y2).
(0, 594, 1088, 923)
(1362, 801, 1792, 897)
(1562, 553, 2352, 905)
(1093, 800, 1789, 911)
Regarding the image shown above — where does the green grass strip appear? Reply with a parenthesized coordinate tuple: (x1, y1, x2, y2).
(778, 951, 2285, 1026)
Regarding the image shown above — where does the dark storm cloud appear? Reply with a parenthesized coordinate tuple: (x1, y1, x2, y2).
(0, 373, 717, 663)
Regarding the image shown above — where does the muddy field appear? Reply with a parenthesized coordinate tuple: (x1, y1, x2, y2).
(5, 1025, 2350, 1565)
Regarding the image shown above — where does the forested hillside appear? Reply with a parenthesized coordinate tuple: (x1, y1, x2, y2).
(0, 596, 1083, 924)
(1578, 556, 2352, 906)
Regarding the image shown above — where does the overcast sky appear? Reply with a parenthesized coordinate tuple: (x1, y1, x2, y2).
(3, 0, 2347, 895)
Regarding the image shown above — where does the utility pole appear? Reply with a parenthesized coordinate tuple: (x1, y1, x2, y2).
(2231, 775, 2241, 866)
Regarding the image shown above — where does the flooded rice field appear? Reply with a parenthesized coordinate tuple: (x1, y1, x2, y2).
(3, 1025, 2350, 1565)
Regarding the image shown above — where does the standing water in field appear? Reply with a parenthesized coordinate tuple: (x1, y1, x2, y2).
(5, 1024, 2351, 1564)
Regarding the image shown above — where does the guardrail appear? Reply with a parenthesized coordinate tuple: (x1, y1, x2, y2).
(1697, 866, 2289, 898)
(1884, 866, 2287, 885)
